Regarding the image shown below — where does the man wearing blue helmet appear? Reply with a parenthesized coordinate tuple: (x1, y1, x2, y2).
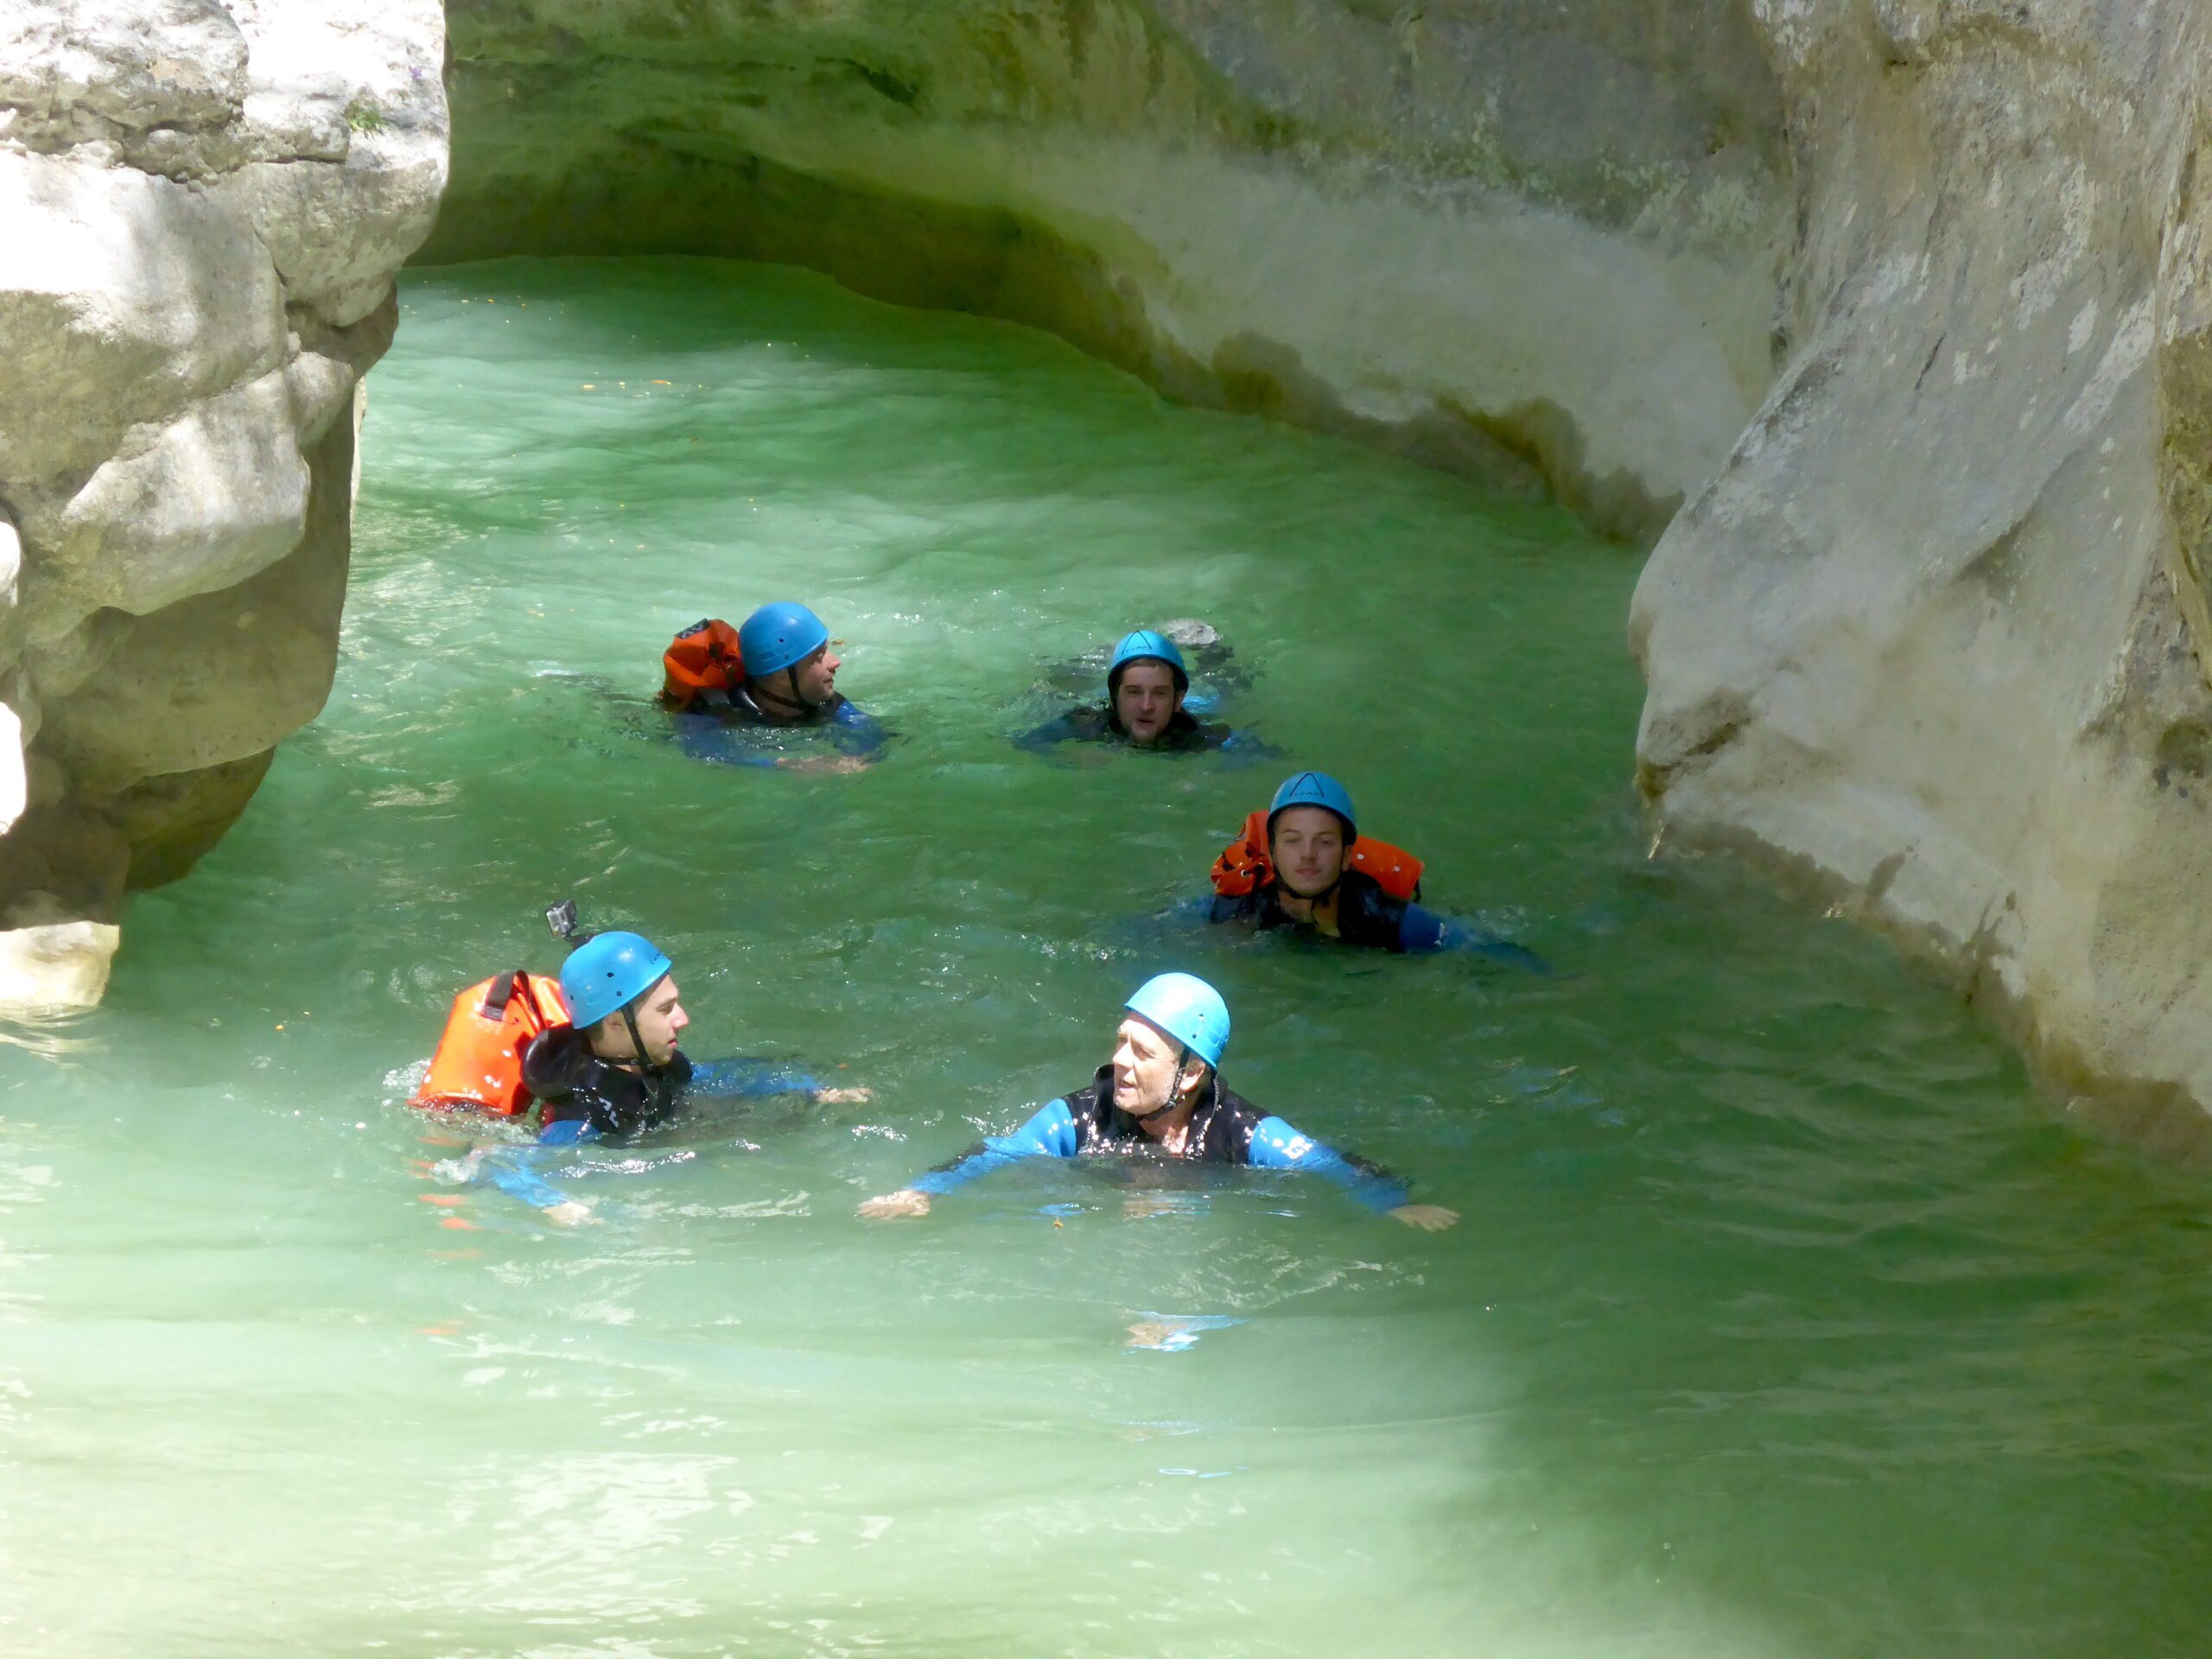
(1017, 628, 1241, 753)
(465, 929, 869, 1224)
(1207, 772, 1548, 967)
(859, 973, 1456, 1229)
(664, 601, 885, 772)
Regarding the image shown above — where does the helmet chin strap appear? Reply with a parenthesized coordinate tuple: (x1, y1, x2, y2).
(1128, 1049, 1198, 1121)
(612, 1002, 666, 1076)
(750, 664, 819, 718)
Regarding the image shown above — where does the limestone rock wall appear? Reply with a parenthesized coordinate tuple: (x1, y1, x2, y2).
(428, 0, 1796, 543)
(1633, 0, 2212, 1144)
(0, 0, 446, 1007)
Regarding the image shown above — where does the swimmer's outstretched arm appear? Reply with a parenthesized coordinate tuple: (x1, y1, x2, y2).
(859, 1099, 1078, 1217)
(671, 710, 783, 770)
(1013, 713, 1078, 752)
(823, 702, 888, 767)
(672, 705, 887, 773)
(690, 1057, 872, 1104)
(472, 1117, 606, 1224)
(1212, 728, 1281, 763)
(756, 703, 888, 774)
(1400, 903, 1550, 970)
(1247, 1116, 1459, 1230)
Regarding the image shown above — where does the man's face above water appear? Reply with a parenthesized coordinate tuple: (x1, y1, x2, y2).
(1112, 661, 1182, 741)
(790, 642, 840, 705)
(1270, 807, 1352, 898)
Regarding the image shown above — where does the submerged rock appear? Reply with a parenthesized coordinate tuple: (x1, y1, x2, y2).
(0, 0, 446, 1009)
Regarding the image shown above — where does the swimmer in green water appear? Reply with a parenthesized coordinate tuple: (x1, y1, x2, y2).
(1017, 628, 1262, 755)
(861, 972, 1456, 1229)
(1204, 772, 1549, 967)
(661, 601, 886, 773)
(425, 914, 870, 1225)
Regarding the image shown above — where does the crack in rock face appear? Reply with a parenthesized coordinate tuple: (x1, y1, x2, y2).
(0, 0, 446, 1009)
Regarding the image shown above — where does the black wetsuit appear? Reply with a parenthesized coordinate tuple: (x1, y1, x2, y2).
(474, 1036, 825, 1213)
(1047, 1064, 1282, 1162)
(1018, 704, 1233, 753)
(522, 1026, 694, 1137)
(671, 683, 886, 768)
(1209, 869, 1433, 952)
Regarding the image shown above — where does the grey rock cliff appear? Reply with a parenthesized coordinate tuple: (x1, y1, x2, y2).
(0, 0, 446, 1006)
(1634, 0, 2212, 1143)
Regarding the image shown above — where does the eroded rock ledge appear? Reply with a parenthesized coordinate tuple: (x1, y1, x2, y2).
(0, 0, 446, 1006)
(426, 0, 1794, 544)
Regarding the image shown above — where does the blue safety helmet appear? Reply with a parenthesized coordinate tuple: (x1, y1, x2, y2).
(560, 931, 673, 1030)
(1268, 771, 1357, 840)
(738, 601, 831, 679)
(1124, 971, 1230, 1069)
(1107, 629, 1188, 694)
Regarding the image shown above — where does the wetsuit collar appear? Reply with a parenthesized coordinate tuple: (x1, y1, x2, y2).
(1104, 703, 1196, 747)
(1107, 1058, 1217, 1147)
(1271, 871, 1345, 922)
(744, 671, 818, 722)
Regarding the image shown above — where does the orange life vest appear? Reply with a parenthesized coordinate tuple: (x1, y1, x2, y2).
(412, 970, 572, 1116)
(1210, 809, 1424, 902)
(661, 618, 745, 708)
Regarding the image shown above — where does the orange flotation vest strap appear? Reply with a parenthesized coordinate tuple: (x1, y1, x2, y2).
(412, 970, 571, 1116)
(662, 618, 745, 708)
(1209, 809, 1424, 902)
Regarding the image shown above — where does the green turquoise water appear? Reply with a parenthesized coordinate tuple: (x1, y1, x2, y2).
(3, 258, 2209, 1656)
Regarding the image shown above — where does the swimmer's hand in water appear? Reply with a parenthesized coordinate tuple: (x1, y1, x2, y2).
(860, 1188, 931, 1219)
(780, 753, 871, 775)
(813, 1085, 873, 1104)
(1122, 1193, 1201, 1220)
(543, 1201, 600, 1227)
(1389, 1204, 1459, 1231)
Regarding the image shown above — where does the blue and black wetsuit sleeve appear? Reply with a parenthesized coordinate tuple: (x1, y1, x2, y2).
(687, 1057, 825, 1097)
(1247, 1116, 1413, 1213)
(670, 708, 783, 770)
(1399, 903, 1551, 970)
(1014, 707, 1106, 753)
(909, 1099, 1081, 1195)
(475, 1116, 599, 1211)
(1211, 725, 1280, 762)
(826, 699, 887, 763)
